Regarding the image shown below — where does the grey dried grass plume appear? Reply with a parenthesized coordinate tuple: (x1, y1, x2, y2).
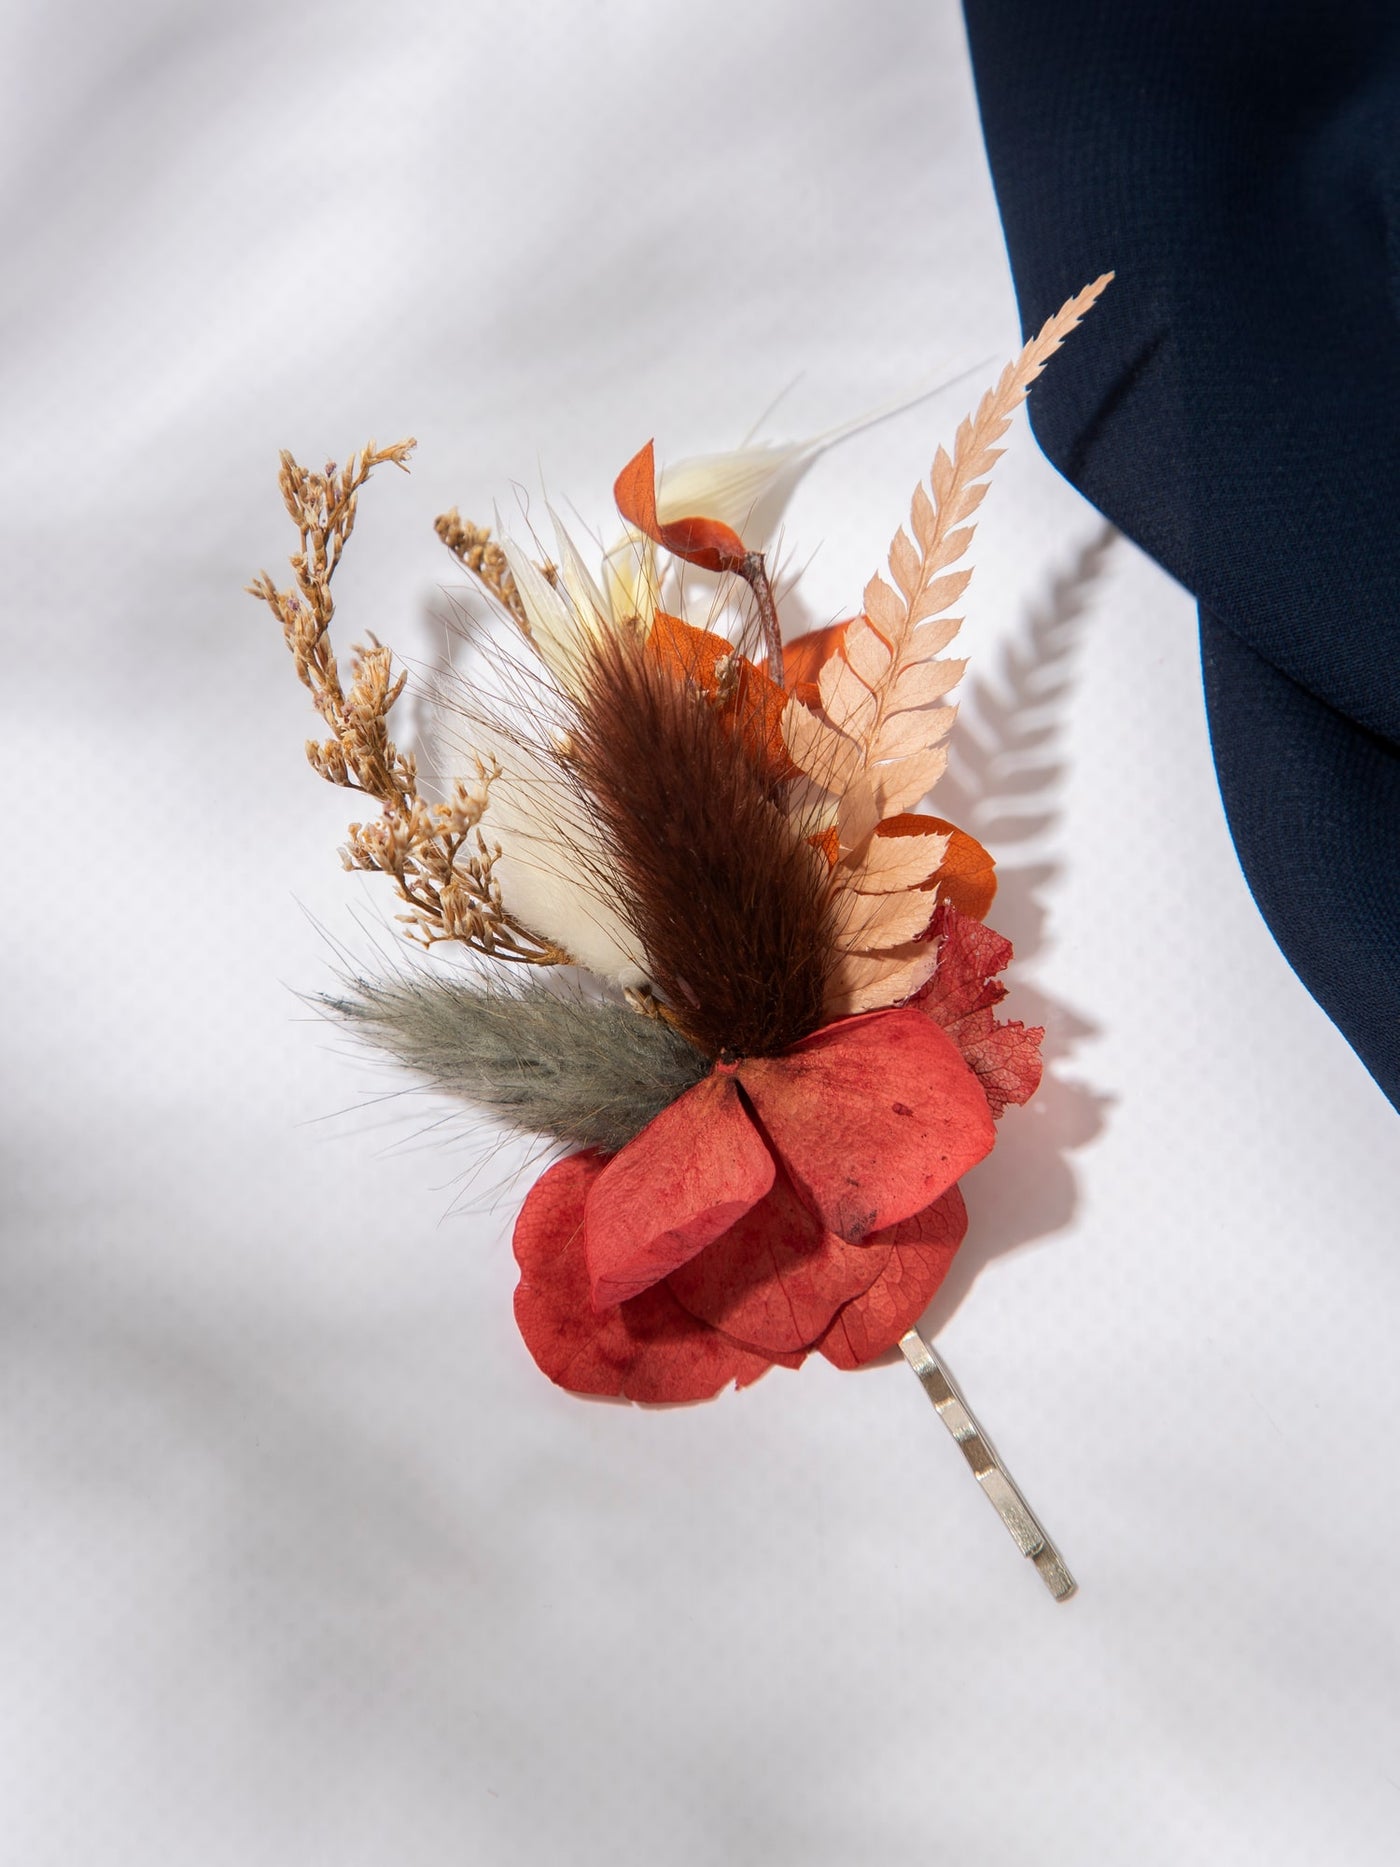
(325, 972, 710, 1154)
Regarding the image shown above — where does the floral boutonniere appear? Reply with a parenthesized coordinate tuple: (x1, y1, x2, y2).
(251, 275, 1110, 1597)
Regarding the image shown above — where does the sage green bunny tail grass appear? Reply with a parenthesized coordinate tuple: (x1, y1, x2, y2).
(323, 972, 709, 1154)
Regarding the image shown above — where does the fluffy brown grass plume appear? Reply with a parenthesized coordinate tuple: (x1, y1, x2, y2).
(568, 632, 834, 1059)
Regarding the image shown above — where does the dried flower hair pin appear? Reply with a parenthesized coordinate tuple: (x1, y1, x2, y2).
(251, 276, 1110, 1600)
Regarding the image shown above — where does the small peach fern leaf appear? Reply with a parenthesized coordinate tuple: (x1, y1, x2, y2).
(782, 274, 1113, 1016)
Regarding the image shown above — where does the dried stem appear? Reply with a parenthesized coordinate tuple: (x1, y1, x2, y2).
(739, 551, 785, 685)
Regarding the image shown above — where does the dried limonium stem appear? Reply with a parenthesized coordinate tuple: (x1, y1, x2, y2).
(249, 440, 567, 965)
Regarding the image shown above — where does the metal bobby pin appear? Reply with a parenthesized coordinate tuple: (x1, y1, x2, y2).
(899, 1329, 1076, 1601)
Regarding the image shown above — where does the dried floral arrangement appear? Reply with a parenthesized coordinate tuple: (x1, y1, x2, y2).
(252, 277, 1110, 1593)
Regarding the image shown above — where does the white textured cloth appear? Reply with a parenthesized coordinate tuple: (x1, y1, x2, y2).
(3, 4, 1397, 1862)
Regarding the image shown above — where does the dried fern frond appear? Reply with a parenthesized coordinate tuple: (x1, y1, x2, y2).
(326, 970, 709, 1153)
(249, 441, 567, 966)
(783, 275, 1112, 1014)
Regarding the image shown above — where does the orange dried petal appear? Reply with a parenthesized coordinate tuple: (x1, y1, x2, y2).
(783, 619, 851, 707)
(874, 812, 997, 920)
(807, 824, 840, 868)
(614, 440, 749, 574)
(647, 609, 797, 783)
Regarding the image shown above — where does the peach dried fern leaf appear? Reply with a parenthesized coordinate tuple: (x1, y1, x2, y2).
(783, 275, 1112, 1014)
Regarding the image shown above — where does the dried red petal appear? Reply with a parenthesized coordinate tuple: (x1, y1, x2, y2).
(614, 441, 750, 575)
(736, 1007, 995, 1241)
(514, 1153, 777, 1402)
(916, 900, 1012, 1019)
(666, 1168, 891, 1355)
(817, 1185, 968, 1369)
(584, 1068, 775, 1308)
(917, 904, 1044, 1117)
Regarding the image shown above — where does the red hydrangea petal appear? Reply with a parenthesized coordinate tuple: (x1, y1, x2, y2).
(916, 903, 1045, 1117)
(955, 1019, 1044, 1118)
(817, 1185, 968, 1369)
(513, 1152, 778, 1402)
(736, 1007, 994, 1241)
(666, 1169, 892, 1355)
(915, 900, 1013, 1020)
(584, 1069, 775, 1308)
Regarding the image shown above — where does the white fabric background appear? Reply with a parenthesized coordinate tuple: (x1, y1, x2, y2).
(3, 3, 1398, 1861)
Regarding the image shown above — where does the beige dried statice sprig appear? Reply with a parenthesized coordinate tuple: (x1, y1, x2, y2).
(249, 440, 568, 965)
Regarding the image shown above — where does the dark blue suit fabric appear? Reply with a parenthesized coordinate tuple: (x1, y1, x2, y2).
(961, 1, 1400, 1109)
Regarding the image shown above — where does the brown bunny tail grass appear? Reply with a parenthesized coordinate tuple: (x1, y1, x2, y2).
(568, 632, 836, 1059)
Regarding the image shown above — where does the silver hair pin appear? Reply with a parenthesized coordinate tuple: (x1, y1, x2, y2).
(900, 1329, 1076, 1601)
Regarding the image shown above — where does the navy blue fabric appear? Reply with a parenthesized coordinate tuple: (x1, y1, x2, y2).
(961, 0, 1400, 1107)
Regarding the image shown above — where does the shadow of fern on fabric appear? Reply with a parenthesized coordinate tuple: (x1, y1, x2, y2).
(916, 522, 1118, 1335)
